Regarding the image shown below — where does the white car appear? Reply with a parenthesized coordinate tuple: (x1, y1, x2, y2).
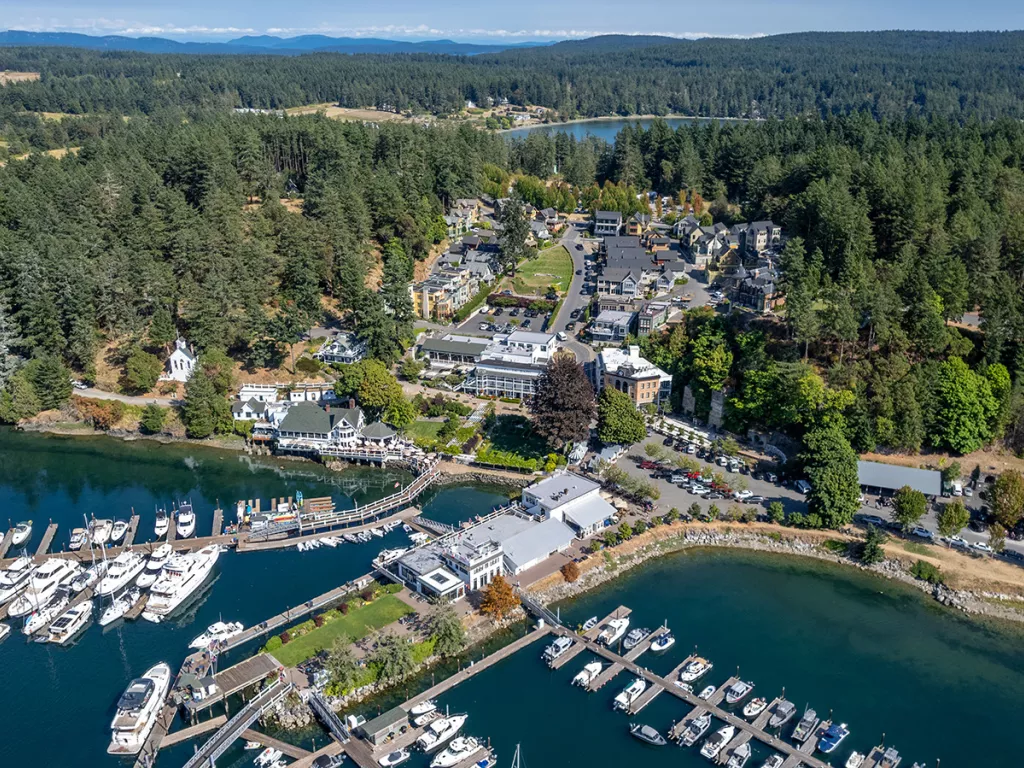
(733, 490, 753, 501)
(909, 527, 934, 541)
(690, 484, 708, 495)
(971, 541, 994, 554)
(948, 535, 970, 550)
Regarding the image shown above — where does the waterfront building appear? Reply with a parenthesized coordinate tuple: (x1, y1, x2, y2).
(419, 334, 491, 368)
(460, 331, 561, 401)
(857, 460, 942, 497)
(275, 402, 365, 447)
(521, 471, 616, 538)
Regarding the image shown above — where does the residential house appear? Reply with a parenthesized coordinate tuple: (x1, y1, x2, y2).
(589, 309, 635, 343)
(596, 267, 643, 299)
(596, 345, 672, 408)
(288, 383, 337, 402)
(655, 262, 687, 292)
(636, 301, 670, 336)
(593, 210, 623, 237)
(162, 338, 196, 383)
(647, 235, 672, 252)
(529, 220, 551, 241)
(237, 383, 279, 403)
(411, 268, 479, 321)
(275, 402, 365, 446)
(444, 207, 474, 239)
(521, 471, 615, 538)
(314, 332, 367, 365)
(231, 398, 268, 422)
(625, 213, 651, 237)
(736, 271, 785, 312)
(743, 220, 782, 256)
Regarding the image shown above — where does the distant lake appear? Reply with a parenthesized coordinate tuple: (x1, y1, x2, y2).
(502, 116, 729, 142)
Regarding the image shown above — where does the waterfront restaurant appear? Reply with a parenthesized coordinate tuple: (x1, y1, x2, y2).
(522, 471, 616, 538)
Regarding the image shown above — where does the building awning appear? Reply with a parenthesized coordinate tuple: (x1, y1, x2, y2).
(857, 461, 942, 496)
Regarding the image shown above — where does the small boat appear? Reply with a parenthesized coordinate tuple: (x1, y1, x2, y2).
(416, 714, 468, 752)
(430, 737, 482, 768)
(650, 632, 675, 652)
(176, 503, 196, 538)
(23, 589, 71, 635)
(189, 620, 244, 649)
(622, 627, 649, 650)
(244, 741, 263, 750)
(89, 518, 113, 546)
(71, 562, 107, 593)
(792, 709, 820, 742)
(761, 757, 785, 768)
(597, 617, 630, 646)
(135, 571, 157, 589)
(679, 656, 714, 683)
(46, 599, 93, 644)
(701, 725, 736, 760)
(679, 711, 712, 746)
(818, 722, 850, 754)
(572, 661, 603, 687)
(154, 509, 169, 538)
(111, 520, 129, 543)
(845, 752, 866, 768)
(629, 723, 667, 746)
(371, 526, 385, 538)
(727, 742, 752, 768)
(0, 622, 11, 642)
(742, 697, 768, 718)
(410, 700, 437, 717)
(879, 747, 901, 768)
(542, 636, 574, 663)
(69, 527, 89, 551)
(581, 616, 598, 631)
(11, 520, 32, 547)
(343, 534, 359, 544)
(254, 747, 282, 767)
(612, 677, 647, 711)
(698, 685, 716, 700)
(99, 587, 141, 626)
(378, 748, 411, 767)
(414, 710, 440, 728)
(725, 680, 754, 705)
(768, 699, 796, 728)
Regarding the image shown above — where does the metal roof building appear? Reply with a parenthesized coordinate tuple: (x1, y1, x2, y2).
(857, 460, 942, 496)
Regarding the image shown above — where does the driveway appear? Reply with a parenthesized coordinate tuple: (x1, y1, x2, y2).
(76, 387, 182, 407)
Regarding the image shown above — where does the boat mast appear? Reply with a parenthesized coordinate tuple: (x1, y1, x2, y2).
(511, 744, 520, 768)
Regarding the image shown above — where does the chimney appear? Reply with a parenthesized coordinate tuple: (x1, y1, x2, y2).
(349, 398, 356, 409)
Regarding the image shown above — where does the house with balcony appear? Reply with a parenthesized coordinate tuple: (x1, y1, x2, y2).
(593, 210, 623, 237)
(589, 309, 636, 343)
(314, 332, 367, 365)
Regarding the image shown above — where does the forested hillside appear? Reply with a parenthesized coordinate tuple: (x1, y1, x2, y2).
(2, 31, 1024, 120)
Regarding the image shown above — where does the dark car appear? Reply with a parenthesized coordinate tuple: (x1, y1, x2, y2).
(575, 269, 582, 275)
(969, 517, 990, 533)
(510, 307, 520, 317)
(706, 492, 725, 500)
(663, 437, 675, 446)
(493, 307, 504, 316)
(576, 243, 584, 250)
(521, 319, 531, 328)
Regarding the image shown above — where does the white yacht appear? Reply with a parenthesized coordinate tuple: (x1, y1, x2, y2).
(71, 562, 107, 593)
(189, 620, 244, 649)
(416, 714, 468, 752)
(99, 587, 141, 627)
(46, 599, 94, 644)
(679, 656, 714, 683)
(146, 543, 173, 571)
(23, 589, 71, 635)
(89, 518, 114, 546)
(254, 748, 283, 767)
(111, 520, 129, 544)
(135, 570, 158, 589)
(141, 544, 220, 622)
(612, 677, 647, 711)
(11, 520, 32, 547)
(725, 680, 755, 705)
(378, 748, 411, 767)
(69, 527, 89, 551)
(727, 742, 752, 768)
(9, 559, 81, 617)
(680, 711, 712, 747)
(845, 753, 866, 768)
(97, 551, 147, 596)
(542, 636, 574, 663)
(701, 725, 736, 760)
(107, 662, 172, 755)
(410, 700, 437, 718)
(176, 503, 196, 538)
(743, 697, 768, 719)
(597, 617, 630, 646)
(430, 737, 481, 768)
(0, 556, 36, 603)
(572, 661, 603, 687)
(154, 508, 169, 538)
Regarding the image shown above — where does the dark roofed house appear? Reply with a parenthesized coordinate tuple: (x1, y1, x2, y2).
(361, 421, 397, 445)
(594, 210, 623, 236)
(276, 402, 365, 446)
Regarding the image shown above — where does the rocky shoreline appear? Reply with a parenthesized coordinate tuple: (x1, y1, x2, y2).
(529, 525, 1024, 626)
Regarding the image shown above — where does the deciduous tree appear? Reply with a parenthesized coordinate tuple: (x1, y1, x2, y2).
(801, 423, 860, 528)
(892, 485, 927, 531)
(597, 387, 646, 446)
(531, 356, 596, 450)
(936, 500, 970, 539)
(990, 470, 1024, 529)
(479, 574, 520, 620)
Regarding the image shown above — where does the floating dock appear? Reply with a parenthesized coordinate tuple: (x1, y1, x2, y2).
(122, 514, 140, 547)
(241, 728, 311, 760)
(0, 527, 13, 559)
(211, 507, 223, 537)
(547, 639, 585, 670)
(158, 715, 227, 748)
(34, 522, 58, 556)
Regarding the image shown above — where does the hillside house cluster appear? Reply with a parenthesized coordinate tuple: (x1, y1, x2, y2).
(596, 236, 688, 299)
(674, 216, 782, 268)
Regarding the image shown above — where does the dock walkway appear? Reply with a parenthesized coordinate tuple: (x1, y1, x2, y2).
(185, 654, 282, 712)
(122, 515, 140, 547)
(548, 640, 585, 670)
(34, 522, 58, 556)
(0, 527, 13, 559)
(211, 508, 223, 537)
(241, 728, 311, 760)
(159, 715, 227, 748)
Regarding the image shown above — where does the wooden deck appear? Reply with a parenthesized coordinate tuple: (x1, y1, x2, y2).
(131, 703, 177, 768)
(34, 522, 58, 556)
(123, 591, 149, 621)
(669, 703, 709, 741)
(241, 728, 311, 759)
(122, 514, 140, 547)
(159, 715, 227, 748)
(626, 681, 663, 714)
(183, 653, 283, 712)
(291, 742, 346, 768)
(707, 676, 740, 707)
(752, 697, 782, 730)
(718, 729, 753, 765)
(211, 507, 223, 537)
(0, 527, 13, 559)
(548, 639, 585, 670)
(587, 661, 624, 692)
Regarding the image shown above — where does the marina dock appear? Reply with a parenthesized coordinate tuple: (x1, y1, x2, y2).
(0, 526, 13, 559)
(211, 507, 223, 537)
(122, 514, 140, 547)
(34, 522, 58, 556)
(547, 639, 585, 670)
(184, 653, 283, 712)
(123, 591, 149, 620)
(158, 715, 227, 748)
(241, 728, 311, 760)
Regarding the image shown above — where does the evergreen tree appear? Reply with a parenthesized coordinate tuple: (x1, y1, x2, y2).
(123, 347, 163, 394)
(425, 602, 466, 658)
(498, 197, 531, 277)
(140, 404, 167, 434)
(801, 422, 861, 528)
(0, 299, 22, 390)
(27, 355, 72, 411)
(182, 369, 226, 439)
(0, 370, 41, 423)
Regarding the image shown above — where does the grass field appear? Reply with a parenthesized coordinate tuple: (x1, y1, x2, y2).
(514, 246, 573, 296)
(270, 594, 413, 666)
(486, 414, 550, 460)
(406, 420, 444, 441)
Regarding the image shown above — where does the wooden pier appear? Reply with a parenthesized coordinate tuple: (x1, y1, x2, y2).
(718, 730, 753, 765)
(158, 715, 227, 748)
(752, 697, 783, 730)
(131, 702, 177, 768)
(241, 728, 311, 759)
(587, 661, 624, 691)
(34, 522, 58, 556)
(548, 639, 585, 670)
(707, 676, 740, 707)
(211, 507, 224, 537)
(292, 742, 346, 768)
(122, 514, 140, 547)
(123, 591, 149, 621)
(623, 625, 668, 662)
(627, 680, 663, 714)
(185, 653, 283, 712)
(669, 703, 709, 741)
(0, 526, 13, 559)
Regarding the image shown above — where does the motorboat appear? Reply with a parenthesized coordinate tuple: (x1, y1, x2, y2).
(0, 622, 10, 642)
(378, 748, 411, 767)
(792, 709, 820, 742)
(679, 711, 712, 747)
(371, 526, 385, 538)
(142, 544, 220, 622)
(879, 747, 901, 767)
(135, 571, 157, 589)
(845, 752, 866, 768)
(343, 534, 359, 544)
(97, 551, 147, 596)
(70, 562, 107, 593)
(650, 632, 675, 652)
(581, 616, 598, 631)
(701, 725, 736, 760)
(9, 558, 81, 617)
(146, 543, 173, 571)
(69, 527, 89, 551)
(254, 748, 283, 767)
(761, 757, 785, 768)
(612, 677, 647, 711)
(675, 682, 693, 693)
(89, 518, 114, 546)
(698, 685, 716, 700)
(99, 587, 141, 626)
(46, 599, 93, 644)
(176, 503, 196, 538)
(727, 742, 752, 768)
(679, 657, 714, 683)
(22, 589, 71, 635)
(597, 617, 630, 646)
(572, 661, 603, 687)
(742, 697, 768, 718)
(154, 508, 169, 538)
(818, 722, 850, 754)
(725, 680, 754, 705)
(189, 620, 244, 649)
(417, 714, 468, 752)
(629, 723, 667, 746)
(0, 556, 36, 603)
(542, 636, 574, 663)
(410, 700, 437, 718)
(244, 741, 263, 750)
(768, 700, 796, 728)
(110, 520, 129, 544)
(108, 662, 172, 755)
(430, 737, 482, 768)
(11, 520, 32, 547)
(622, 628, 649, 650)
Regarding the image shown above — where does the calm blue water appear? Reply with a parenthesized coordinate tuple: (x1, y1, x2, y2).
(0, 429, 510, 767)
(503, 117, 725, 143)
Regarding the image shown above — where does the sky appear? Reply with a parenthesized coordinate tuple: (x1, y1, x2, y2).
(4, 0, 1024, 42)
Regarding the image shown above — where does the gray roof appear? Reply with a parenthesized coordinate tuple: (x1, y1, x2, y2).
(600, 267, 643, 284)
(361, 707, 408, 736)
(502, 517, 575, 572)
(526, 472, 600, 509)
(278, 402, 361, 435)
(420, 337, 489, 357)
(362, 421, 396, 439)
(399, 547, 445, 577)
(857, 461, 942, 496)
(595, 210, 623, 222)
(594, 310, 635, 326)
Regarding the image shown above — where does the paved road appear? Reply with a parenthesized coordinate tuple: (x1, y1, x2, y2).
(77, 387, 181, 407)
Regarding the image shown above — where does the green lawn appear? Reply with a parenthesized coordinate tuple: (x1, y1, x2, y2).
(514, 246, 573, 296)
(405, 420, 443, 441)
(486, 414, 550, 460)
(270, 594, 414, 666)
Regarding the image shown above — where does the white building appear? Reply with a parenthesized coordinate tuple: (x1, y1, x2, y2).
(463, 330, 562, 400)
(237, 384, 279, 403)
(163, 338, 196, 382)
(521, 471, 616, 538)
(315, 332, 367, 365)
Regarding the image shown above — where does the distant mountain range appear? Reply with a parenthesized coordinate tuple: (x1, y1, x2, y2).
(0, 30, 551, 55)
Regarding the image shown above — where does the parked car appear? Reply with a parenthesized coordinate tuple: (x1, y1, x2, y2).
(493, 307, 504, 316)
(910, 527, 935, 541)
(663, 437, 675, 446)
(686, 444, 697, 454)
(706, 492, 725, 500)
(795, 479, 812, 494)
(510, 308, 520, 317)
(971, 541, 994, 554)
(521, 319, 531, 328)
(575, 269, 582, 275)
(733, 490, 753, 501)
(639, 460, 657, 470)
(746, 495, 765, 503)
(690, 484, 708, 495)
(858, 514, 887, 527)
(670, 474, 687, 485)
(766, 472, 778, 483)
